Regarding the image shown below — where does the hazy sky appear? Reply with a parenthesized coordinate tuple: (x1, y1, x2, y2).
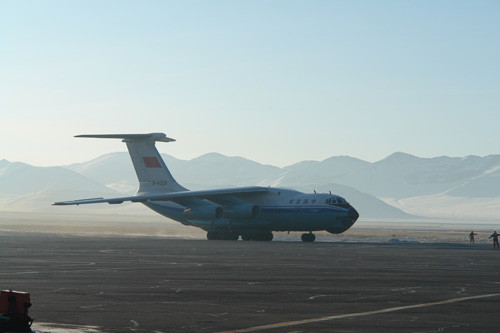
(1, 0, 499, 167)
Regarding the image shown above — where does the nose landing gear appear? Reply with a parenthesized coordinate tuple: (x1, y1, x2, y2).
(301, 232, 316, 242)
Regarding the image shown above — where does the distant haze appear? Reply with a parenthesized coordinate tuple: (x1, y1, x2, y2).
(3, 151, 500, 221)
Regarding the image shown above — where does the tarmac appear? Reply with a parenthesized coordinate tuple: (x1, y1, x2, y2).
(1, 232, 500, 333)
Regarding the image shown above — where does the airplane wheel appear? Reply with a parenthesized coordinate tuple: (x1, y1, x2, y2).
(207, 231, 217, 240)
(215, 231, 239, 240)
(301, 233, 315, 242)
(255, 232, 273, 241)
(263, 232, 273, 241)
(241, 232, 272, 241)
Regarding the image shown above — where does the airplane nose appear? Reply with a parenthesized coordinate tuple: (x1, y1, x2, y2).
(328, 206, 359, 234)
(348, 207, 359, 222)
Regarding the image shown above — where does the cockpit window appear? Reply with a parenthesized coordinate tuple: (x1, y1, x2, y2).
(325, 196, 349, 206)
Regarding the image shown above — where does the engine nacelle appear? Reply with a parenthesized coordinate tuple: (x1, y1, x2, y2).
(183, 205, 223, 221)
(224, 204, 261, 219)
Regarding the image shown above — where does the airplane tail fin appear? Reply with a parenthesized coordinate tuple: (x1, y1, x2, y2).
(76, 133, 187, 194)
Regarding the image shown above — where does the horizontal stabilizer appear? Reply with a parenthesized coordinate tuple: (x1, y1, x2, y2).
(75, 133, 175, 142)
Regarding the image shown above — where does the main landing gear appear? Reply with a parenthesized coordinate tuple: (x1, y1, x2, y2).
(207, 231, 314, 242)
(206, 231, 274, 241)
(301, 232, 316, 242)
(206, 231, 239, 241)
(241, 231, 273, 242)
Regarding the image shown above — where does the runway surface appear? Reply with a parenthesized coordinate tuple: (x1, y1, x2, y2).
(1, 232, 499, 332)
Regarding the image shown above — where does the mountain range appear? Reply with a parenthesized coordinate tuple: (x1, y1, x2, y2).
(2, 151, 500, 220)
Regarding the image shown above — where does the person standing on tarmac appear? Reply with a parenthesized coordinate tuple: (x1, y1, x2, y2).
(469, 231, 477, 244)
(488, 231, 499, 248)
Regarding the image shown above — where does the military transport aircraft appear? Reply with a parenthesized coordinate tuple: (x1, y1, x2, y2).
(54, 133, 359, 242)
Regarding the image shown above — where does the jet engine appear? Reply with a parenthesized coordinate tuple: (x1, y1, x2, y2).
(224, 204, 261, 219)
(183, 205, 224, 221)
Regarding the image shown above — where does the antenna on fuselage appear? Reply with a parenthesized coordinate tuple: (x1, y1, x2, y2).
(329, 191, 331, 195)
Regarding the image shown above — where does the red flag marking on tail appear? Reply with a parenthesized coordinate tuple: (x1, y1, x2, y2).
(143, 157, 162, 168)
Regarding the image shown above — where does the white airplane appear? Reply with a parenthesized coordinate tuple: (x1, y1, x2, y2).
(54, 133, 359, 242)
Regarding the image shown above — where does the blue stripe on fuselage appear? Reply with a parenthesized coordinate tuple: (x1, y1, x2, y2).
(260, 206, 347, 214)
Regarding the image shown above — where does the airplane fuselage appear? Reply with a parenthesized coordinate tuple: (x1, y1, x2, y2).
(142, 187, 358, 240)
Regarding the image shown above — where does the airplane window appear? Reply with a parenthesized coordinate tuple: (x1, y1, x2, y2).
(289, 200, 294, 204)
(331, 198, 337, 204)
(304, 199, 309, 204)
(325, 199, 330, 204)
(297, 200, 301, 204)
(312, 199, 316, 204)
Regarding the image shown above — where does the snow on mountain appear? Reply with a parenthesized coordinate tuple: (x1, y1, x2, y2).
(267, 156, 369, 188)
(383, 195, 500, 220)
(0, 160, 113, 196)
(0, 159, 119, 211)
(67, 152, 141, 193)
(59, 151, 500, 219)
(4, 150, 500, 219)
(61, 153, 412, 218)
(333, 153, 500, 199)
(445, 165, 500, 197)
(68, 152, 282, 192)
(172, 153, 282, 189)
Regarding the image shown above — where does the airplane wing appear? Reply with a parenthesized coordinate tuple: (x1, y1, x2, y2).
(53, 186, 270, 206)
